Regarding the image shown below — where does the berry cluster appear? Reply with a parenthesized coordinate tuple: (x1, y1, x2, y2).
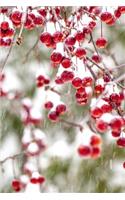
(44, 100, 67, 122)
(78, 134, 102, 159)
(0, 6, 125, 192)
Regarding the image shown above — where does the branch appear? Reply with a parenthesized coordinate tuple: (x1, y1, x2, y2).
(0, 35, 15, 72)
(0, 151, 25, 165)
(60, 119, 84, 132)
(22, 37, 39, 64)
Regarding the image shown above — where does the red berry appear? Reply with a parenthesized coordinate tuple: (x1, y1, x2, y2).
(110, 93, 121, 105)
(75, 47, 86, 59)
(44, 101, 53, 110)
(12, 179, 21, 191)
(82, 77, 93, 86)
(90, 135, 102, 147)
(91, 107, 103, 118)
(110, 118, 122, 131)
(95, 84, 104, 94)
(92, 54, 102, 63)
(38, 9, 47, 17)
(101, 104, 112, 113)
(51, 52, 63, 64)
(100, 12, 113, 23)
(123, 162, 125, 169)
(114, 9, 121, 18)
(111, 130, 121, 137)
(72, 77, 82, 88)
(10, 11, 22, 23)
(88, 21, 96, 30)
(96, 119, 108, 133)
(91, 146, 101, 158)
(37, 176, 45, 184)
(61, 57, 71, 68)
(77, 145, 91, 157)
(65, 36, 76, 46)
(75, 31, 85, 42)
(77, 87, 86, 94)
(61, 71, 74, 82)
(53, 31, 63, 43)
(40, 32, 52, 45)
(118, 6, 125, 14)
(1, 21, 9, 30)
(56, 104, 66, 114)
(117, 138, 125, 147)
(48, 111, 59, 121)
(34, 16, 44, 26)
(96, 37, 107, 48)
(30, 177, 38, 184)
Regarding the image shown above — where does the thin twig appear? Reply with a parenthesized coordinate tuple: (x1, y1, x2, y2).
(22, 37, 39, 64)
(0, 151, 25, 165)
(89, 33, 99, 56)
(85, 62, 97, 81)
(60, 119, 83, 132)
(0, 35, 16, 72)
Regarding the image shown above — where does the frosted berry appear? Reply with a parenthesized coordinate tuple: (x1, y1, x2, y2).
(96, 37, 107, 48)
(61, 57, 71, 68)
(51, 52, 63, 64)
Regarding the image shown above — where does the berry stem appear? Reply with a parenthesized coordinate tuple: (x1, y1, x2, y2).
(89, 33, 99, 56)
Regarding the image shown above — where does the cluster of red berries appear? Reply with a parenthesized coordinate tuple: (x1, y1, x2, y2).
(11, 173, 45, 192)
(0, 20, 14, 46)
(78, 134, 102, 159)
(72, 76, 93, 105)
(91, 92, 125, 148)
(0, 6, 125, 193)
(44, 100, 67, 122)
(36, 74, 50, 87)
